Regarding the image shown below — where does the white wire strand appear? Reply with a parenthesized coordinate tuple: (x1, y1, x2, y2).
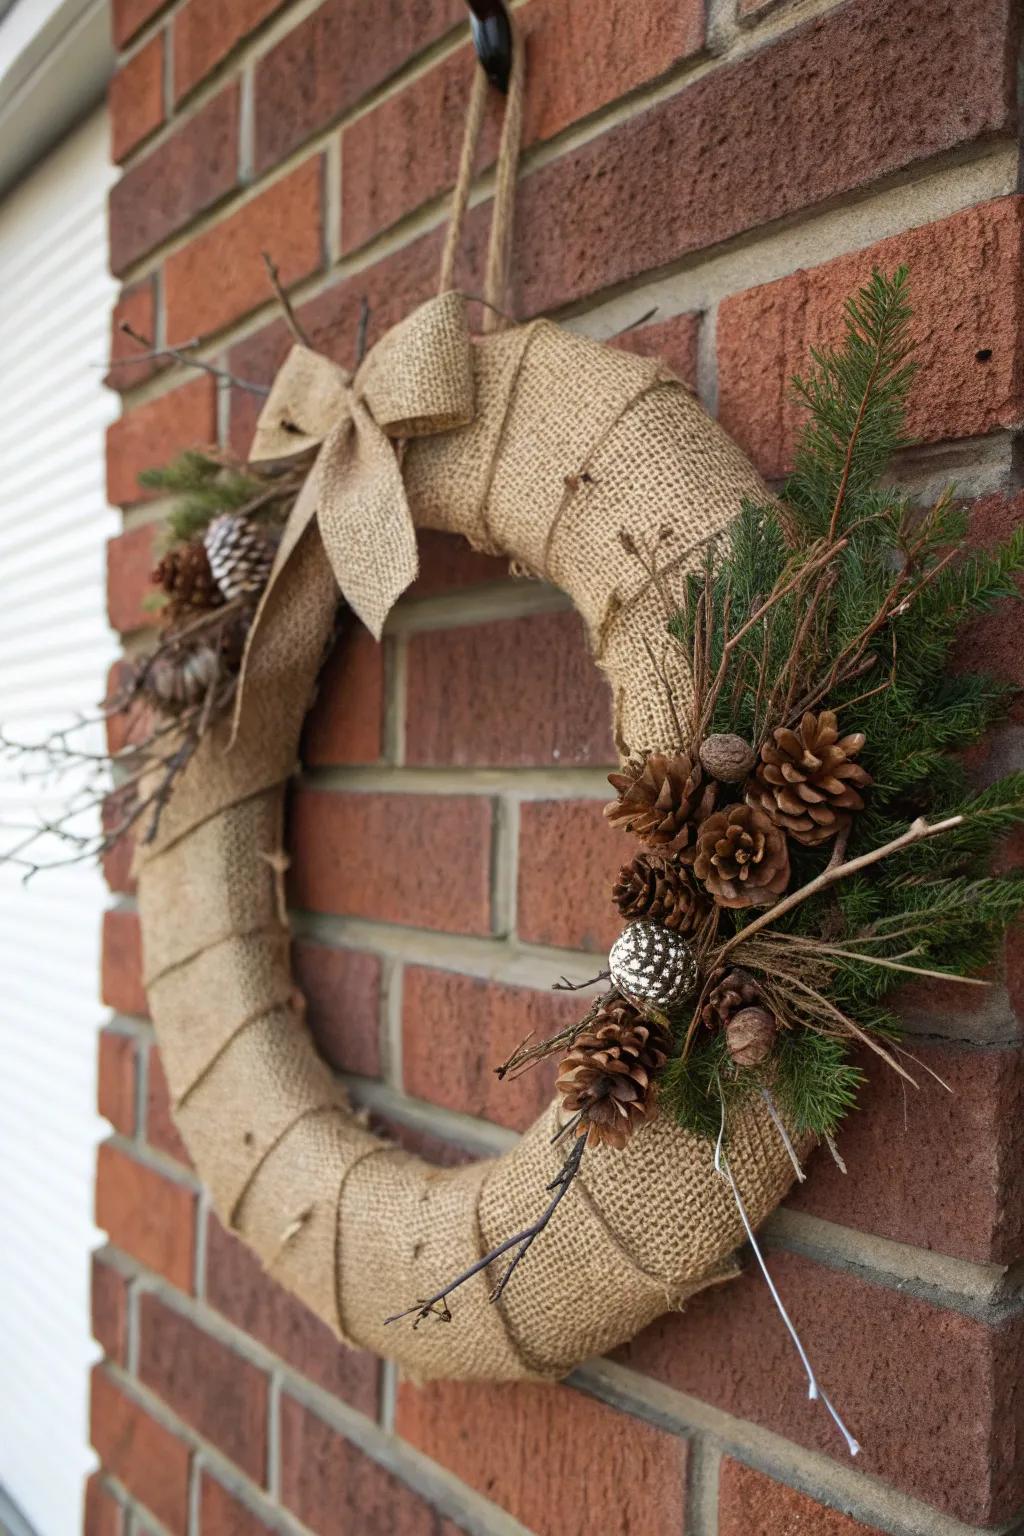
(760, 1088, 806, 1182)
(715, 1091, 861, 1458)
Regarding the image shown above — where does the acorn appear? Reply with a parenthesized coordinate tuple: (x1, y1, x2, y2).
(699, 733, 756, 785)
(725, 1006, 777, 1067)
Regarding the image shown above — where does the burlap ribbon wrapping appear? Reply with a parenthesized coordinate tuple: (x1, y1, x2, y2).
(135, 33, 801, 1382)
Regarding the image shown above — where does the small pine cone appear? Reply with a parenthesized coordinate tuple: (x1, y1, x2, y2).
(605, 752, 717, 861)
(204, 513, 276, 601)
(747, 710, 871, 847)
(612, 853, 708, 936)
(142, 644, 220, 712)
(701, 966, 763, 1030)
(725, 1006, 777, 1067)
(693, 802, 790, 909)
(557, 998, 671, 1150)
(151, 541, 224, 621)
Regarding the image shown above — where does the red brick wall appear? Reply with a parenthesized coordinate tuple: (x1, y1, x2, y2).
(94, 1, 1024, 1533)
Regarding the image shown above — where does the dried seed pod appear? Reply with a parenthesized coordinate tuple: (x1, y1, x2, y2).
(698, 732, 756, 785)
(725, 1006, 777, 1067)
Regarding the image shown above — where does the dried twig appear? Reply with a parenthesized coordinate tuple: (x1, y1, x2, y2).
(112, 324, 271, 396)
(261, 251, 311, 347)
(384, 1133, 587, 1328)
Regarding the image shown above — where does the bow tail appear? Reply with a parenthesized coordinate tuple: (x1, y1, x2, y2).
(316, 398, 419, 640)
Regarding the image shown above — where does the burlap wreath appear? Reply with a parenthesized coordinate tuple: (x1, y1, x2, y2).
(135, 35, 801, 1381)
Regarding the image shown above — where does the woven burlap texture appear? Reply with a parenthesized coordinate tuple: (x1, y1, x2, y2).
(135, 301, 806, 1382)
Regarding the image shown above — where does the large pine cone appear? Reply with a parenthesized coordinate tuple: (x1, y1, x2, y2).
(557, 999, 671, 1150)
(612, 853, 708, 936)
(701, 966, 763, 1029)
(747, 709, 871, 847)
(152, 541, 224, 621)
(204, 513, 276, 600)
(693, 803, 790, 908)
(605, 752, 717, 861)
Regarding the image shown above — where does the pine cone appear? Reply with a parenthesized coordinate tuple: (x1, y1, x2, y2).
(142, 644, 220, 712)
(557, 998, 671, 1150)
(701, 966, 763, 1029)
(747, 710, 871, 847)
(726, 1006, 777, 1067)
(612, 853, 708, 936)
(693, 803, 790, 908)
(605, 752, 717, 861)
(204, 513, 276, 601)
(151, 541, 224, 621)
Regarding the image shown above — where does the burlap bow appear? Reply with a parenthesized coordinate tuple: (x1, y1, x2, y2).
(248, 290, 476, 638)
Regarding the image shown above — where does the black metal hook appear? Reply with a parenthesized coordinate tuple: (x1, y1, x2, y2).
(465, 0, 512, 93)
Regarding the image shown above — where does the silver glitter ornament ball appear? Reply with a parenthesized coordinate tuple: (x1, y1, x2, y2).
(608, 919, 699, 1010)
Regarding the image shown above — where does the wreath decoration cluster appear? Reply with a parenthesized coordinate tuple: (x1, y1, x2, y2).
(7, 39, 1024, 1454)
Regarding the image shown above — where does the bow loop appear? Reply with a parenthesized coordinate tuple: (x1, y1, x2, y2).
(356, 289, 475, 439)
(250, 346, 351, 462)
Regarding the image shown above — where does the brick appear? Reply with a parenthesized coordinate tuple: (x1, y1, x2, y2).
(173, 0, 285, 101)
(206, 1214, 380, 1407)
(106, 278, 160, 392)
(718, 198, 1024, 480)
(253, 0, 463, 175)
(145, 1047, 192, 1167)
(952, 490, 1024, 711)
(92, 1253, 129, 1364)
(279, 1396, 461, 1536)
(410, 530, 509, 598)
(719, 1459, 885, 1535)
(402, 968, 567, 1129)
(517, 799, 623, 953)
(102, 808, 136, 896)
(165, 158, 324, 344)
(95, 1141, 196, 1290)
(612, 310, 700, 390)
(395, 1379, 687, 1536)
(289, 788, 492, 934)
(98, 1028, 137, 1136)
(90, 1369, 190, 1534)
(105, 660, 153, 757)
(106, 375, 217, 508)
(109, 36, 164, 162)
(138, 1294, 268, 1481)
(617, 1251, 1024, 1524)
(405, 611, 615, 768)
(788, 1043, 1024, 1264)
(109, 85, 239, 274)
(292, 940, 382, 1078)
(113, 0, 169, 46)
(302, 622, 386, 766)
(106, 523, 160, 631)
(102, 908, 147, 1018)
(84, 1473, 122, 1536)
(341, 0, 703, 253)
(200, 1475, 275, 1536)
(504, 0, 1018, 320)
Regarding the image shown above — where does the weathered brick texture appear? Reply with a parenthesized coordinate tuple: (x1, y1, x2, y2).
(96, 0, 1024, 1532)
